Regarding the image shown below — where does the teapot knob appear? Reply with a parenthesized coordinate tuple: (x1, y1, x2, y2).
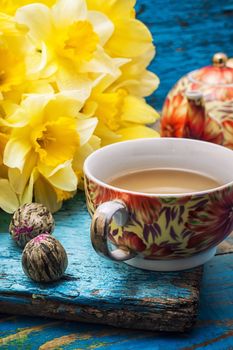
(212, 52, 228, 67)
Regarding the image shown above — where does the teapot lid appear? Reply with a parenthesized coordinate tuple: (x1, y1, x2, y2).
(188, 53, 233, 86)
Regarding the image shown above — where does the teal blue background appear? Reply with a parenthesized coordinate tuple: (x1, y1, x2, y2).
(136, 0, 233, 109)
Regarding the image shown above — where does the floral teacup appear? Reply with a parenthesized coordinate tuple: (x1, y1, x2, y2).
(84, 138, 233, 271)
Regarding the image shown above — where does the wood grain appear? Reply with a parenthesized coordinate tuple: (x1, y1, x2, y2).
(1, 253, 233, 350)
(0, 254, 233, 350)
(0, 194, 203, 332)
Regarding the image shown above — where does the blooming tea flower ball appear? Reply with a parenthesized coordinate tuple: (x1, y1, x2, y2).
(22, 234, 68, 282)
(9, 203, 55, 248)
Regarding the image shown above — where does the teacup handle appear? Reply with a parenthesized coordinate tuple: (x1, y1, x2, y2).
(91, 200, 137, 261)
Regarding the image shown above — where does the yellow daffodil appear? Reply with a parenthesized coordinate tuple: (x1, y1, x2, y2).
(86, 0, 159, 97)
(15, 0, 123, 91)
(85, 0, 160, 143)
(31, 133, 100, 211)
(83, 77, 160, 145)
(111, 47, 160, 98)
(2, 93, 99, 211)
(86, 0, 153, 58)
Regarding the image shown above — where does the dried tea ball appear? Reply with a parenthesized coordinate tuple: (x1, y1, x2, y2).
(9, 203, 55, 248)
(22, 234, 68, 282)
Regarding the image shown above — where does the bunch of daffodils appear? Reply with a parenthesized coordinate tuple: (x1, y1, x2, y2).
(0, 0, 159, 213)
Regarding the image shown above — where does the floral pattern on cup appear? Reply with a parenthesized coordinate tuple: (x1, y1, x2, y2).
(85, 176, 233, 259)
(186, 187, 233, 250)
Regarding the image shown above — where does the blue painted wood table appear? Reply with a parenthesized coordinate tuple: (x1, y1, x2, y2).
(0, 194, 203, 333)
(0, 242, 233, 349)
(1, 0, 233, 348)
(1, 196, 233, 349)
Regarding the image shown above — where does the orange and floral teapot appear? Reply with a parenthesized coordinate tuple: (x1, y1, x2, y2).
(161, 53, 233, 149)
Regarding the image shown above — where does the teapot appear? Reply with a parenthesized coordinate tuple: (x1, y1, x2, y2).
(161, 53, 233, 149)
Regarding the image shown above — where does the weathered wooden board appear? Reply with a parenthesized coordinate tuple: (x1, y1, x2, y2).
(0, 194, 203, 333)
(0, 253, 233, 350)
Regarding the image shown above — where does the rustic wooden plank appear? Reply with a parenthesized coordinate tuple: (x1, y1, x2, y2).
(0, 193, 202, 333)
(0, 254, 233, 349)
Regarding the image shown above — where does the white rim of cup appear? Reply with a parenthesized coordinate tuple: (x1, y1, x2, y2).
(84, 138, 233, 198)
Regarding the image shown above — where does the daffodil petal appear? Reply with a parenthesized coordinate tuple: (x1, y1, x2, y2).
(26, 42, 49, 77)
(21, 94, 53, 125)
(82, 100, 98, 117)
(44, 94, 83, 121)
(88, 11, 114, 45)
(1, 101, 19, 116)
(20, 168, 39, 205)
(34, 175, 62, 213)
(24, 80, 54, 94)
(90, 58, 130, 92)
(124, 46, 155, 72)
(8, 168, 25, 195)
(115, 71, 159, 97)
(3, 0, 56, 15)
(80, 46, 120, 76)
(117, 125, 159, 141)
(86, 134, 101, 151)
(106, 19, 153, 57)
(121, 95, 160, 124)
(94, 121, 120, 146)
(116, 0, 136, 19)
(8, 151, 37, 194)
(46, 161, 77, 191)
(56, 65, 93, 101)
(0, 179, 19, 213)
(87, 0, 136, 20)
(138, 71, 160, 97)
(73, 135, 100, 189)
(1, 95, 53, 128)
(58, 89, 92, 103)
(38, 161, 64, 178)
(4, 136, 31, 171)
(77, 117, 98, 146)
(16, 4, 53, 42)
(0, 107, 29, 128)
(73, 134, 100, 171)
(40, 61, 58, 79)
(52, 0, 87, 28)
(0, 133, 8, 164)
(0, 102, 30, 128)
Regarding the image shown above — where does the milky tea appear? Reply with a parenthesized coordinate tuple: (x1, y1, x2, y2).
(108, 168, 221, 194)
